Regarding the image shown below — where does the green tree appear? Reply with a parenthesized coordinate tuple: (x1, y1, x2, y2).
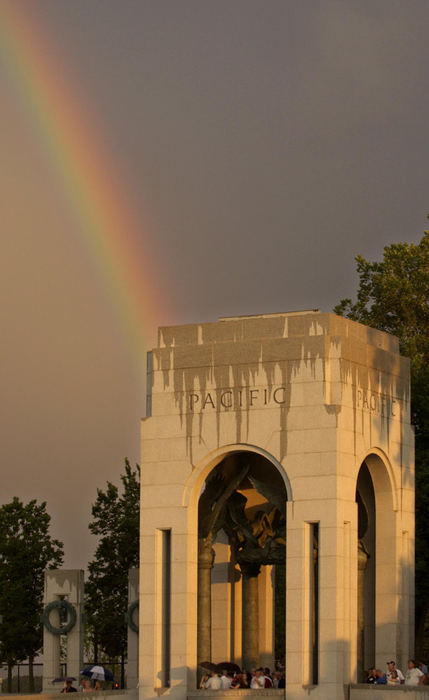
(0, 498, 64, 691)
(334, 229, 429, 653)
(85, 459, 140, 687)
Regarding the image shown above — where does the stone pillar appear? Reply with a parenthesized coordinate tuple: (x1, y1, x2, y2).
(241, 565, 260, 670)
(127, 568, 139, 689)
(42, 602, 61, 689)
(357, 543, 368, 682)
(233, 565, 243, 663)
(197, 537, 215, 668)
(258, 565, 275, 670)
(42, 570, 84, 692)
(211, 534, 232, 662)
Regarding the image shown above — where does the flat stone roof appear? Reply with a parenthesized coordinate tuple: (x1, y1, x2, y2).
(157, 311, 399, 354)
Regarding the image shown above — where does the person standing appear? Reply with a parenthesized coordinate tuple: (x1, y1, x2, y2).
(375, 670, 387, 684)
(250, 669, 265, 689)
(386, 661, 404, 684)
(387, 670, 400, 685)
(263, 668, 273, 688)
(61, 680, 77, 693)
(219, 671, 231, 689)
(272, 672, 280, 688)
(405, 660, 425, 686)
(200, 674, 209, 689)
(205, 672, 221, 690)
(232, 673, 248, 689)
(366, 668, 377, 683)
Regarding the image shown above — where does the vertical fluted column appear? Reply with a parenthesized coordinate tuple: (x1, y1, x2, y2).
(197, 537, 215, 668)
(241, 564, 260, 670)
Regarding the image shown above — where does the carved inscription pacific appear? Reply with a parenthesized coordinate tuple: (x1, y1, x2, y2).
(187, 385, 400, 415)
(356, 389, 398, 416)
(188, 386, 287, 411)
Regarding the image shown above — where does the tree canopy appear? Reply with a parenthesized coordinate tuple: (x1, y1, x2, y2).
(334, 229, 429, 652)
(85, 459, 140, 684)
(0, 497, 64, 690)
(334, 231, 429, 432)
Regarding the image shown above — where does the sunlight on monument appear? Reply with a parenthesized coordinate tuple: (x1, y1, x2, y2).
(137, 311, 415, 700)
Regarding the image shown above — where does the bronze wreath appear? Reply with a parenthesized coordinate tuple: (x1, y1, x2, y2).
(41, 600, 77, 635)
(125, 600, 139, 634)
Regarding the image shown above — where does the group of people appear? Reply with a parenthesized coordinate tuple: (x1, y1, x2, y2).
(201, 660, 428, 690)
(60, 679, 104, 693)
(366, 660, 427, 686)
(201, 667, 285, 690)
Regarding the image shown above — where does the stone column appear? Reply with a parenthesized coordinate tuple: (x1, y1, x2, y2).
(357, 543, 368, 682)
(241, 564, 260, 671)
(42, 570, 84, 692)
(258, 565, 275, 670)
(197, 537, 215, 668)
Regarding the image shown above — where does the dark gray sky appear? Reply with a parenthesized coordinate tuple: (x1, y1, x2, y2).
(1, 0, 427, 568)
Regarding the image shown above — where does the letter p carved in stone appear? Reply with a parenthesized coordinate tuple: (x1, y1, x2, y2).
(190, 393, 199, 411)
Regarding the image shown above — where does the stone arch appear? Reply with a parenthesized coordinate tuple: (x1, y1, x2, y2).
(356, 449, 398, 673)
(185, 444, 290, 678)
(183, 442, 293, 512)
(357, 446, 398, 511)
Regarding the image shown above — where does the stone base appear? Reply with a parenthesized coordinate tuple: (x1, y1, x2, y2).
(350, 685, 429, 698)
(188, 692, 284, 699)
(190, 685, 429, 700)
(0, 692, 135, 700)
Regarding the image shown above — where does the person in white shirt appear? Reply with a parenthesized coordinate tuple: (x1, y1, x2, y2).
(250, 669, 265, 689)
(386, 661, 404, 684)
(387, 670, 400, 685)
(405, 660, 425, 686)
(205, 672, 221, 690)
(219, 671, 231, 690)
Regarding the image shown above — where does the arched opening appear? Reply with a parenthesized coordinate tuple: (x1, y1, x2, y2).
(356, 451, 397, 679)
(356, 461, 375, 680)
(196, 449, 287, 680)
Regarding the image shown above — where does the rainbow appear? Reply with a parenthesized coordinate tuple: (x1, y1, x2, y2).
(0, 2, 175, 377)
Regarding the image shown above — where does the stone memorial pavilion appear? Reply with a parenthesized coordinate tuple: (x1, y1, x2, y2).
(138, 311, 414, 700)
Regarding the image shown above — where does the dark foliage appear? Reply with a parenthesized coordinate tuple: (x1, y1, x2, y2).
(0, 498, 64, 691)
(85, 460, 140, 681)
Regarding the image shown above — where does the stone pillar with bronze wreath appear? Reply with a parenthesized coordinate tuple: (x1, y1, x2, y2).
(41, 570, 84, 691)
(127, 567, 140, 689)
